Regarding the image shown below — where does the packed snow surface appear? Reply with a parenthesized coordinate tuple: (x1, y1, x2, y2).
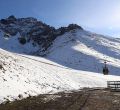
(0, 48, 120, 103)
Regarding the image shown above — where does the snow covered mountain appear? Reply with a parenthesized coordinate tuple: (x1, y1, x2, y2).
(0, 15, 82, 54)
(0, 16, 120, 103)
(46, 29, 120, 75)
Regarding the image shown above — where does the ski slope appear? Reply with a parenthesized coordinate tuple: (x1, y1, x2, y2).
(0, 28, 120, 103)
(0, 48, 120, 103)
(46, 29, 120, 75)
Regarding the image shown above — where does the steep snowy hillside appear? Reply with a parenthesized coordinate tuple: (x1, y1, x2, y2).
(0, 48, 120, 103)
(0, 31, 39, 54)
(46, 29, 120, 75)
(1, 16, 120, 103)
(0, 16, 82, 54)
(0, 16, 56, 54)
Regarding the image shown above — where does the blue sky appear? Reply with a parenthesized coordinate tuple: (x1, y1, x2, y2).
(0, 0, 120, 37)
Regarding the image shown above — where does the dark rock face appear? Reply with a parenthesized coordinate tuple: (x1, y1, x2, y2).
(68, 24, 83, 30)
(0, 15, 17, 25)
(56, 24, 83, 36)
(0, 16, 83, 53)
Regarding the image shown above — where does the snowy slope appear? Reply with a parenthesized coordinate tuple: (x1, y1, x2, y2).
(46, 29, 120, 75)
(0, 48, 120, 103)
(0, 30, 40, 54)
(1, 23, 120, 103)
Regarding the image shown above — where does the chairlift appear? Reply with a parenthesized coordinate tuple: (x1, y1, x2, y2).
(103, 60, 109, 75)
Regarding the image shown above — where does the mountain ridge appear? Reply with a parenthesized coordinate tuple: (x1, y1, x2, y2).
(0, 15, 83, 54)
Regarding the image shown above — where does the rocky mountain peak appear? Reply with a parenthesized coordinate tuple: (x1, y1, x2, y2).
(0, 16, 83, 54)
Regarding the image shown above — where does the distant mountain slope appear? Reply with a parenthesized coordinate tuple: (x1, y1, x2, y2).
(0, 16, 120, 75)
(0, 16, 82, 54)
(46, 29, 120, 75)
